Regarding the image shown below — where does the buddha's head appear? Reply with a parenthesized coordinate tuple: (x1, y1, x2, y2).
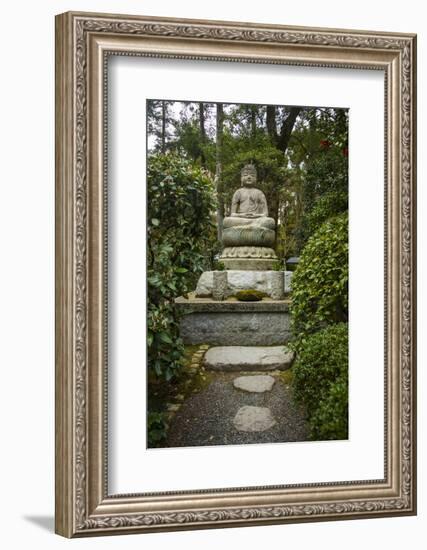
(241, 163, 257, 187)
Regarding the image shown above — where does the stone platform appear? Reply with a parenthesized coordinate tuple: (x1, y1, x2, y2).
(195, 270, 293, 298)
(204, 346, 294, 371)
(175, 294, 291, 346)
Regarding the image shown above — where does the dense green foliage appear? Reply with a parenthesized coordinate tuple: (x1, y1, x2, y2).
(290, 209, 349, 441)
(290, 212, 348, 337)
(303, 189, 348, 240)
(292, 323, 348, 440)
(302, 148, 348, 214)
(234, 289, 266, 301)
(147, 411, 169, 447)
(296, 147, 348, 248)
(285, 108, 348, 254)
(147, 153, 216, 381)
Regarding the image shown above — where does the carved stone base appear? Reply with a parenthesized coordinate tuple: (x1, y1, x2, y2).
(195, 270, 293, 297)
(221, 258, 277, 270)
(222, 226, 275, 247)
(220, 246, 278, 270)
(221, 246, 277, 259)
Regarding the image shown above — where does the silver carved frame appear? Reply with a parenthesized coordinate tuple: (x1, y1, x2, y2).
(55, 11, 417, 537)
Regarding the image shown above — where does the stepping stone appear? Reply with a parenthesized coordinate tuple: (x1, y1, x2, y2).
(233, 406, 277, 432)
(204, 346, 294, 371)
(233, 375, 275, 393)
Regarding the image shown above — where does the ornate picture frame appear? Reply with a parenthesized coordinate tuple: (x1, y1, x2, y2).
(55, 11, 417, 537)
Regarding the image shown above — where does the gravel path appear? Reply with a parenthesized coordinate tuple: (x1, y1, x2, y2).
(165, 372, 308, 448)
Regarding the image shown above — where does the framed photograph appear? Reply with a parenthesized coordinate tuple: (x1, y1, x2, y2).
(55, 11, 417, 537)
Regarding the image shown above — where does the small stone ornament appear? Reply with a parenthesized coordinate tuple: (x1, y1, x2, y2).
(270, 270, 284, 300)
(212, 270, 228, 301)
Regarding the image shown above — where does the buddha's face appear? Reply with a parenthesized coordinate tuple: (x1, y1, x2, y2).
(241, 171, 257, 187)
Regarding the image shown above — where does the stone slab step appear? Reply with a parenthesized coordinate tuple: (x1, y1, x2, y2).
(233, 406, 277, 432)
(203, 346, 294, 372)
(233, 375, 275, 393)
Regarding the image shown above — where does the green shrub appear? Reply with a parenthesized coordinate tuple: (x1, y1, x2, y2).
(291, 323, 348, 440)
(147, 411, 169, 447)
(297, 144, 348, 250)
(309, 371, 348, 440)
(304, 189, 347, 239)
(290, 212, 348, 337)
(147, 153, 216, 381)
(303, 147, 348, 214)
(235, 289, 266, 301)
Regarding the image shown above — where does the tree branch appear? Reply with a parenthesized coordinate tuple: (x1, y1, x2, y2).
(278, 107, 301, 152)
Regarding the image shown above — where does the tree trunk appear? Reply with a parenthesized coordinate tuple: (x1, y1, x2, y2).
(266, 105, 277, 142)
(161, 101, 166, 153)
(266, 106, 301, 153)
(199, 102, 207, 166)
(251, 106, 257, 137)
(215, 103, 225, 241)
(277, 107, 301, 152)
(266, 106, 301, 258)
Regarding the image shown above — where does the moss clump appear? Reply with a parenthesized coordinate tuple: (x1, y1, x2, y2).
(278, 368, 294, 385)
(235, 289, 266, 302)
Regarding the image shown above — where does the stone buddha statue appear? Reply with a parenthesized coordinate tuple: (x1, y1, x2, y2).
(220, 163, 278, 270)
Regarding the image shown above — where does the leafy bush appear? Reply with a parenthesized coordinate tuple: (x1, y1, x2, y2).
(295, 143, 348, 251)
(147, 411, 169, 447)
(147, 153, 216, 381)
(291, 323, 348, 440)
(302, 147, 348, 214)
(309, 371, 348, 440)
(235, 289, 266, 301)
(290, 212, 348, 337)
(303, 189, 348, 239)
